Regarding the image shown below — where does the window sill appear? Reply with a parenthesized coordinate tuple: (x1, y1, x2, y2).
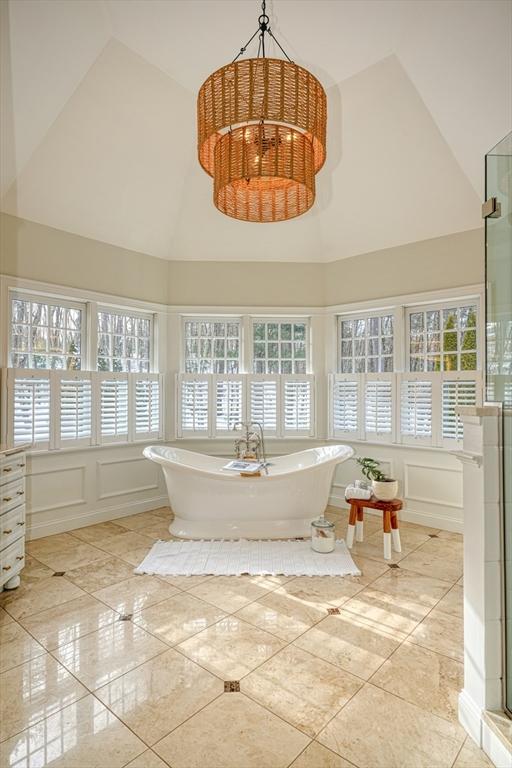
(326, 437, 460, 454)
(19, 435, 460, 458)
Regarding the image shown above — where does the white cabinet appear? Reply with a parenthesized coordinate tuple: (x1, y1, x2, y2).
(0, 446, 27, 591)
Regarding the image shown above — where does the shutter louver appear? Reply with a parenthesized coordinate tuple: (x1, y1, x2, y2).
(365, 380, 393, 435)
(135, 378, 160, 435)
(13, 376, 50, 446)
(250, 379, 278, 433)
(284, 379, 312, 433)
(400, 380, 432, 440)
(60, 378, 92, 442)
(181, 379, 209, 433)
(216, 379, 243, 432)
(332, 378, 359, 434)
(101, 378, 128, 439)
(442, 379, 477, 441)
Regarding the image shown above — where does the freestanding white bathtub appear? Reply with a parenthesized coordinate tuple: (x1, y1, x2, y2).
(143, 444, 354, 539)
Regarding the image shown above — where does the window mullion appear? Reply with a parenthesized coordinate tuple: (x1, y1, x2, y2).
(242, 315, 252, 374)
(394, 306, 405, 373)
(87, 301, 98, 371)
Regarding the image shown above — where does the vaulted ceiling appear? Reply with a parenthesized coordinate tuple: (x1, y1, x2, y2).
(1, 0, 510, 262)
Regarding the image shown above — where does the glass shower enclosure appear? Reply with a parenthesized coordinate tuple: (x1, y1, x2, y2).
(485, 131, 512, 716)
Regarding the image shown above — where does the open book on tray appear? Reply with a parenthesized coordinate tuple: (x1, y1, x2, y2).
(222, 460, 265, 474)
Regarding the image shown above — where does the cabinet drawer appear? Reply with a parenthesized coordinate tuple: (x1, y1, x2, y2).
(0, 505, 25, 551)
(0, 537, 24, 584)
(0, 478, 25, 514)
(0, 452, 26, 486)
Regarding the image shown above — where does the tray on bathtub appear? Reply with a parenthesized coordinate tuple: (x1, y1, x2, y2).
(134, 539, 361, 578)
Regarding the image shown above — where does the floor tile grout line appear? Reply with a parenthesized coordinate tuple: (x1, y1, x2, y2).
(347, 531, 462, 580)
(2, 510, 466, 763)
(0, 584, 91, 623)
(90, 677, 226, 754)
(21, 547, 148, 595)
(284, 738, 362, 768)
(358, 573, 465, 713)
(10, 577, 189, 650)
(153, 688, 315, 758)
(450, 735, 469, 768)
(0, 682, 91, 746)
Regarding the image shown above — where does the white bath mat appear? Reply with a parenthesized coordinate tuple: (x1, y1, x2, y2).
(135, 539, 361, 578)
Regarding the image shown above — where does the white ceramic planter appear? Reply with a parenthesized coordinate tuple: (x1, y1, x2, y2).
(372, 479, 398, 501)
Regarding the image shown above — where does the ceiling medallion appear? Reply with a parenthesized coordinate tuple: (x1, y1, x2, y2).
(197, 0, 327, 223)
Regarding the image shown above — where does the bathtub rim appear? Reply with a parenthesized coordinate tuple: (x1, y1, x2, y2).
(143, 443, 354, 481)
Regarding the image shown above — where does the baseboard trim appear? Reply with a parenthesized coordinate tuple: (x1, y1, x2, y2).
(26, 496, 168, 540)
(328, 493, 463, 533)
(459, 690, 512, 768)
(459, 689, 482, 745)
(482, 712, 512, 768)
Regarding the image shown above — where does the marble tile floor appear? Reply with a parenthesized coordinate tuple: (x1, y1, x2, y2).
(0, 506, 494, 768)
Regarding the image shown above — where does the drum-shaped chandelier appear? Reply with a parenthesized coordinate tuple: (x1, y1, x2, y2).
(197, 0, 327, 223)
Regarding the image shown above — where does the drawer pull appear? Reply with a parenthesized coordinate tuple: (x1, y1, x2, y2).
(16, 491, 24, 496)
(3, 497, 12, 502)
(3, 529, 13, 535)
(16, 556, 24, 561)
(17, 521, 25, 527)
(17, 463, 26, 468)
(2, 565, 11, 571)
(2, 467, 13, 473)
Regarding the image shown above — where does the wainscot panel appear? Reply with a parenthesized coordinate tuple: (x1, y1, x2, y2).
(329, 443, 463, 532)
(24, 439, 463, 538)
(25, 444, 167, 539)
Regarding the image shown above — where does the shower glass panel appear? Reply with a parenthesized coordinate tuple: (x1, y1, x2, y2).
(485, 131, 512, 716)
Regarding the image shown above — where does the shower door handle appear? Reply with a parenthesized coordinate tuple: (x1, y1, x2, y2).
(482, 197, 501, 218)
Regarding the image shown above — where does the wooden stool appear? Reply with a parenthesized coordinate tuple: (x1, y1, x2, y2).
(345, 496, 403, 560)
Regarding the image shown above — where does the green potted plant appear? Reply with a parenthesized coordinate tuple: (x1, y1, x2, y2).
(356, 457, 398, 501)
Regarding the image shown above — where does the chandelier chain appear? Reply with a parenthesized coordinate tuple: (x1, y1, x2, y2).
(232, 0, 293, 64)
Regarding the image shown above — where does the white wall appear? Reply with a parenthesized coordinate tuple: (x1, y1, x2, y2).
(26, 443, 167, 538)
(0, 215, 482, 538)
(26, 436, 464, 540)
(330, 445, 463, 532)
(1, 213, 484, 308)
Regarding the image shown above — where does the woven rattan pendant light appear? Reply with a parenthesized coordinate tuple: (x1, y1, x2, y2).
(197, 0, 327, 223)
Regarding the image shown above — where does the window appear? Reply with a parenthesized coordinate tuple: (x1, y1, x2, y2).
(100, 376, 129, 441)
(177, 373, 315, 438)
(400, 378, 433, 441)
(215, 378, 244, 432)
(331, 296, 482, 447)
(59, 375, 92, 444)
(339, 313, 394, 373)
(253, 320, 308, 374)
(184, 319, 240, 374)
(4, 369, 163, 448)
(408, 304, 477, 372)
(250, 378, 278, 434)
(442, 377, 477, 441)
(10, 294, 83, 370)
(97, 310, 152, 373)
(11, 372, 51, 447)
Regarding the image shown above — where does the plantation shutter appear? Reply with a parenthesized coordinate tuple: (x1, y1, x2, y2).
(249, 378, 278, 434)
(442, 378, 477, 441)
(400, 378, 432, 443)
(60, 375, 92, 444)
(179, 377, 209, 434)
(331, 376, 359, 437)
(135, 375, 161, 437)
(283, 377, 314, 435)
(12, 373, 51, 447)
(365, 377, 393, 438)
(100, 376, 129, 441)
(215, 378, 244, 432)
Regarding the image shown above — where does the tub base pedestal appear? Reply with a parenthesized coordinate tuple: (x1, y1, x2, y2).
(169, 515, 316, 540)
